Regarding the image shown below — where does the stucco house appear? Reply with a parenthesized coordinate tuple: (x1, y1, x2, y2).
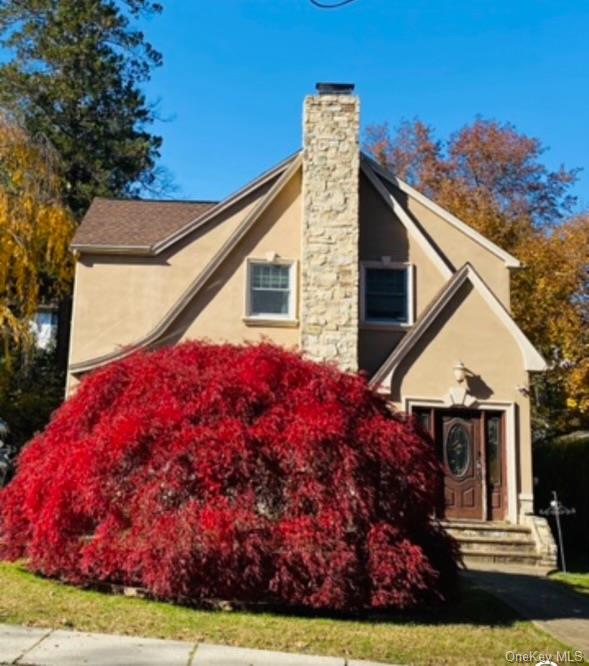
(67, 83, 556, 567)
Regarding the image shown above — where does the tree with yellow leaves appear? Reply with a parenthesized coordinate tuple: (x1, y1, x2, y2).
(365, 119, 588, 433)
(0, 112, 74, 351)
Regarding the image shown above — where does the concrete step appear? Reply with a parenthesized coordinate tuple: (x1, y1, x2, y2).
(440, 520, 543, 569)
(441, 520, 533, 541)
(462, 549, 542, 567)
(458, 536, 537, 554)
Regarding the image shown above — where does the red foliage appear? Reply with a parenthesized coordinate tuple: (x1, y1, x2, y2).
(0, 342, 457, 610)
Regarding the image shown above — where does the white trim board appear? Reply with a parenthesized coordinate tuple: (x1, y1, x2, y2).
(64, 260, 80, 396)
(361, 152, 521, 269)
(244, 257, 298, 323)
(404, 397, 519, 525)
(360, 260, 415, 327)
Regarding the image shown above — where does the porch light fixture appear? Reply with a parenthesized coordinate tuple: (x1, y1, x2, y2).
(453, 361, 467, 384)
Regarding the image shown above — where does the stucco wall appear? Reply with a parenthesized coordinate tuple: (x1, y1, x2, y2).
(391, 281, 533, 501)
(358, 174, 446, 376)
(392, 185, 513, 309)
(176, 170, 302, 347)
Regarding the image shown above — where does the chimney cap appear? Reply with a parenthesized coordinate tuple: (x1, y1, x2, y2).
(315, 82, 355, 95)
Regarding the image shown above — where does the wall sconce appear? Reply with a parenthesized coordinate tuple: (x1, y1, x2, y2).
(517, 384, 531, 397)
(453, 361, 467, 384)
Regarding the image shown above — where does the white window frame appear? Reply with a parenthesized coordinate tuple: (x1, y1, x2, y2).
(244, 258, 298, 325)
(360, 261, 414, 328)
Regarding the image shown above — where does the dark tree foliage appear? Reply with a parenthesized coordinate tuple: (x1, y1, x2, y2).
(0, 0, 163, 217)
(0, 342, 458, 611)
(0, 347, 64, 454)
(534, 434, 589, 567)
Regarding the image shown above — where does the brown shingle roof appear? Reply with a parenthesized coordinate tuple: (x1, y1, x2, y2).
(72, 198, 218, 251)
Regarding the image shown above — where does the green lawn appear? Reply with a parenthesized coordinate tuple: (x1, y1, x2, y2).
(550, 571, 589, 596)
(0, 562, 571, 666)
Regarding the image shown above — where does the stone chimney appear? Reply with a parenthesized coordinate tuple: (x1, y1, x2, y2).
(301, 83, 360, 372)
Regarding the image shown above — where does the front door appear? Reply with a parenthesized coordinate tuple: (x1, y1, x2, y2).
(438, 411, 483, 520)
(414, 408, 507, 521)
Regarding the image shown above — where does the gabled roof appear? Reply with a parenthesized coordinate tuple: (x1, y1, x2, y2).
(71, 153, 300, 256)
(361, 153, 522, 269)
(71, 199, 217, 253)
(370, 263, 546, 390)
(69, 154, 303, 374)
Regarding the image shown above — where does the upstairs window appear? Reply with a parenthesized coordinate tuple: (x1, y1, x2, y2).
(362, 263, 413, 325)
(247, 261, 295, 319)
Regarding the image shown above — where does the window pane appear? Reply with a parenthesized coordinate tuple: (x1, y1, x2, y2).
(487, 415, 501, 485)
(252, 264, 289, 290)
(366, 268, 406, 294)
(365, 268, 407, 322)
(445, 423, 471, 478)
(415, 409, 431, 435)
(252, 290, 289, 315)
(250, 263, 291, 316)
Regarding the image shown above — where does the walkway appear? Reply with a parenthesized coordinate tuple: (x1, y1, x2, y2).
(464, 568, 589, 655)
(0, 624, 393, 666)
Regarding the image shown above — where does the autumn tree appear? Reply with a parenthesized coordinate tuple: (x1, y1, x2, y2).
(0, 113, 74, 348)
(0, 113, 74, 450)
(0, 0, 163, 218)
(365, 119, 588, 432)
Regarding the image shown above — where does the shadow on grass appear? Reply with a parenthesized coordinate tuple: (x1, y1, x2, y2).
(226, 584, 522, 628)
(8, 562, 523, 629)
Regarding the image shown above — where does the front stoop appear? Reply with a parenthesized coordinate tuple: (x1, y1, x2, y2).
(441, 519, 558, 572)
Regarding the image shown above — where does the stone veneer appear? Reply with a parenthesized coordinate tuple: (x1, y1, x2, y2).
(301, 92, 360, 371)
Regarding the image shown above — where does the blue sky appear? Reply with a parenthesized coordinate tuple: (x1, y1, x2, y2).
(144, 0, 589, 209)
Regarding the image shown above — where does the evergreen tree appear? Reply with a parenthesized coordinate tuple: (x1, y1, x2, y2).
(0, 0, 163, 218)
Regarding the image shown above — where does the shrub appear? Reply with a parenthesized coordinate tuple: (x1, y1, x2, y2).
(0, 342, 458, 610)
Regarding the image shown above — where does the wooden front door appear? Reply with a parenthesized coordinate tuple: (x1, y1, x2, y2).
(414, 408, 507, 521)
(438, 411, 483, 520)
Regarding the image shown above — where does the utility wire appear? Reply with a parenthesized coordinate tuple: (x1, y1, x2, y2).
(309, 0, 359, 8)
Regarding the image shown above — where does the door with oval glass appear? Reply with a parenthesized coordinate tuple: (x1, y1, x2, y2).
(415, 408, 506, 520)
(438, 410, 483, 520)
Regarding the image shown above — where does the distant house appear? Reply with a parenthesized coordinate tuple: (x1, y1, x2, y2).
(31, 305, 59, 350)
(67, 84, 556, 566)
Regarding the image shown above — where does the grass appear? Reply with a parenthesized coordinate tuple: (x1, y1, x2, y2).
(550, 571, 589, 596)
(0, 562, 571, 666)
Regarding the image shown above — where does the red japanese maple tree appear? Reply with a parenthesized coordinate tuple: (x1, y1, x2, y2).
(0, 342, 458, 610)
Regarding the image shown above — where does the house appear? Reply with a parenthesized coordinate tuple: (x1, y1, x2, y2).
(67, 83, 556, 567)
(31, 305, 59, 350)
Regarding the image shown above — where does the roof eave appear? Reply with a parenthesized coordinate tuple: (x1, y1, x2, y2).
(72, 151, 301, 258)
(70, 244, 155, 256)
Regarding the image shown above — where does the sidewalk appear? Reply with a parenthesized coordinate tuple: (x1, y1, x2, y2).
(464, 568, 589, 655)
(0, 624, 394, 666)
